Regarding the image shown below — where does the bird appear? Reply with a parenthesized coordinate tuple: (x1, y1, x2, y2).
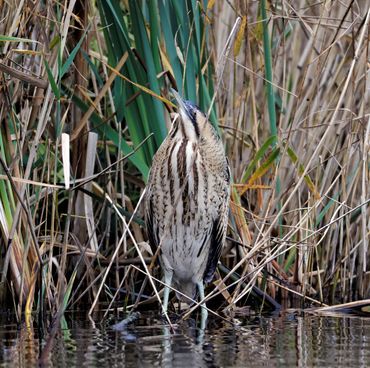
(144, 89, 230, 322)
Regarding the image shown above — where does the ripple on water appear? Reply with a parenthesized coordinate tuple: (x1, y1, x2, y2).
(1, 312, 370, 367)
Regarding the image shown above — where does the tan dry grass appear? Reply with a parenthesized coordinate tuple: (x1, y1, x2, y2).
(215, 1, 370, 307)
(0, 1, 369, 319)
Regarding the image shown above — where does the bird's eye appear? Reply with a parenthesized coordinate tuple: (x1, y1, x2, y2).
(190, 109, 196, 123)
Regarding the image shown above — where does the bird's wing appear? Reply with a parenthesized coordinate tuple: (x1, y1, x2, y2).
(203, 210, 227, 283)
(145, 190, 159, 254)
(203, 161, 230, 283)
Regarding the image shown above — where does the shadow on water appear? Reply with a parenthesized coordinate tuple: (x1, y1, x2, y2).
(1, 309, 370, 367)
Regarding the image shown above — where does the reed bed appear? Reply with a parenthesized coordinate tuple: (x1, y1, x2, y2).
(0, 0, 369, 321)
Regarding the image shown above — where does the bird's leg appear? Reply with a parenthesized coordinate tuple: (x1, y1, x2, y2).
(197, 281, 208, 330)
(162, 270, 173, 317)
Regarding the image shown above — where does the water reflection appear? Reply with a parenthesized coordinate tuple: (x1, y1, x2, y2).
(1, 311, 370, 367)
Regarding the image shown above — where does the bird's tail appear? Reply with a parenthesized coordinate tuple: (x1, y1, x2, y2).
(174, 281, 196, 305)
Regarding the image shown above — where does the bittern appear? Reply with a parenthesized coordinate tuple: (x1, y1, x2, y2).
(145, 90, 230, 322)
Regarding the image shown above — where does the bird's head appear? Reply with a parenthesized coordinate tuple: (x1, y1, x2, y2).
(171, 89, 209, 141)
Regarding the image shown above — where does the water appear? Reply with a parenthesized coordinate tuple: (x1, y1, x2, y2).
(1, 310, 370, 367)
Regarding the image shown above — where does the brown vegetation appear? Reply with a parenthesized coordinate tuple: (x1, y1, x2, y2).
(0, 1, 369, 321)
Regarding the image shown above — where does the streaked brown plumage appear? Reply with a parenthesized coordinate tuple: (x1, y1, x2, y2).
(145, 90, 230, 319)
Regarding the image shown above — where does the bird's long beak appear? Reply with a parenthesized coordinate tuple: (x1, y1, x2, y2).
(170, 88, 189, 117)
